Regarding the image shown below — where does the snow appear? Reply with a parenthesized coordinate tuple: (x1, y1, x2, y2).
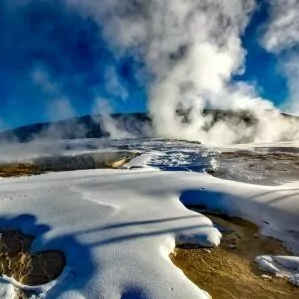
(0, 169, 222, 298)
(179, 180, 299, 253)
(0, 139, 299, 297)
(122, 152, 160, 170)
(255, 256, 299, 286)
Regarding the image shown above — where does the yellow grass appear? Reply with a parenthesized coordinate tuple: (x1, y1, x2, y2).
(0, 229, 65, 286)
(171, 213, 299, 299)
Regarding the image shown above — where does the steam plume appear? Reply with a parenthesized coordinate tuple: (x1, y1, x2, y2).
(262, 0, 299, 115)
(2, 0, 299, 144)
(67, 0, 298, 144)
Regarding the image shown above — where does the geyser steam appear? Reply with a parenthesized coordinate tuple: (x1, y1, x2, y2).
(3, 0, 299, 144)
(68, 0, 299, 144)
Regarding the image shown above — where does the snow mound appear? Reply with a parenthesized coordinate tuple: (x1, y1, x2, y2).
(256, 255, 299, 287)
(0, 139, 299, 298)
(0, 169, 222, 298)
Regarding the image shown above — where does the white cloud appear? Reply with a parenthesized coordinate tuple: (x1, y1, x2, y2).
(280, 54, 299, 114)
(262, 0, 299, 52)
(262, 0, 299, 116)
(105, 66, 128, 100)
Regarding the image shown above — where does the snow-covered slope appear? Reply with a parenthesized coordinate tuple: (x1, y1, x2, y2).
(0, 169, 221, 298)
(0, 139, 298, 298)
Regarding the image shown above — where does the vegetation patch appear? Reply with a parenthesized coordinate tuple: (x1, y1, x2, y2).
(0, 229, 65, 286)
(171, 211, 299, 299)
(0, 164, 43, 178)
(0, 151, 139, 177)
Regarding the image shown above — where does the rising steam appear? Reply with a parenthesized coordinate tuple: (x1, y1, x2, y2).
(262, 0, 299, 115)
(66, 0, 299, 144)
(2, 0, 299, 145)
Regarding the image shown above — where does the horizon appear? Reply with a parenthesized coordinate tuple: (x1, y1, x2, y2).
(2, 108, 299, 134)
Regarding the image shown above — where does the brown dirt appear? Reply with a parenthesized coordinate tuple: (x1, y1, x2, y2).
(0, 152, 139, 177)
(170, 212, 299, 299)
(0, 229, 65, 286)
(104, 154, 139, 168)
(218, 151, 299, 161)
(0, 164, 43, 178)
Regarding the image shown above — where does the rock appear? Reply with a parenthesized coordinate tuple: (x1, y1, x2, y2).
(261, 274, 272, 279)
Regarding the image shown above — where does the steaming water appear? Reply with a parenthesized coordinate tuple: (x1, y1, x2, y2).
(1, 138, 298, 185)
(59, 138, 299, 186)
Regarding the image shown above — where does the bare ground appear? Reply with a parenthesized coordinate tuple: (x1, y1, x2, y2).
(207, 150, 299, 185)
(0, 152, 138, 177)
(0, 229, 65, 286)
(170, 212, 299, 299)
(0, 164, 43, 178)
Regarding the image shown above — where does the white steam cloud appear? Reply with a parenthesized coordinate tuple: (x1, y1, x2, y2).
(64, 0, 299, 144)
(262, 0, 299, 115)
(3, 0, 299, 145)
(262, 0, 299, 52)
(104, 66, 129, 101)
(92, 99, 132, 138)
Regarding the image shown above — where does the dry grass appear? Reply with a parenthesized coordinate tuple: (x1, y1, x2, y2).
(0, 229, 65, 286)
(219, 151, 299, 162)
(0, 152, 139, 177)
(104, 153, 139, 168)
(170, 213, 299, 299)
(0, 164, 43, 178)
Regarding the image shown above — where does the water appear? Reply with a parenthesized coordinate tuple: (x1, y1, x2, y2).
(4, 138, 299, 186)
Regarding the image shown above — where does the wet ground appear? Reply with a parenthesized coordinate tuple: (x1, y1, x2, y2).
(0, 138, 298, 185)
(0, 151, 136, 177)
(207, 150, 299, 186)
(98, 138, 299, 185)
(116, 139, 299, 186)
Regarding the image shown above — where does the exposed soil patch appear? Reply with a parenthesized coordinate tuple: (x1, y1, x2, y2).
(0, 229, 65, 286)
(170, 211, 299, 299)
(0, 164, 43, 178)
(218, 150, 299, 161)
(0, 151, 138, 177)
(207, 150, 299, 185)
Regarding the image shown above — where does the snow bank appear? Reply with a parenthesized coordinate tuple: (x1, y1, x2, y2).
(255, 256, 299, 286)
(0, 169, 222, 298)
(0, 144, 298, 297)
(179, 178, 299, 254)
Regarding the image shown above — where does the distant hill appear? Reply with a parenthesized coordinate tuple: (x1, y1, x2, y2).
(0, 113, 151, 143)
(0, 110, 298, 143)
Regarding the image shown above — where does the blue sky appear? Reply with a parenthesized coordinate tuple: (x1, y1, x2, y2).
(236, 0, 289, 104)
(0, 0, 290, 129)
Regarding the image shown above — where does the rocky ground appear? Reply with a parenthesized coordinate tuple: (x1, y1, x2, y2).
(208, 150, 299, 185)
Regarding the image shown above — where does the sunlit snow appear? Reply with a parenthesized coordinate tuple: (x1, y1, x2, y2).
(0, 138, 298, 298)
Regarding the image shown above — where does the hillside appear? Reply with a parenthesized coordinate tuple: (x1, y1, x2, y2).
(0, 113, 151, 143)
(0, 110, 298, 143)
